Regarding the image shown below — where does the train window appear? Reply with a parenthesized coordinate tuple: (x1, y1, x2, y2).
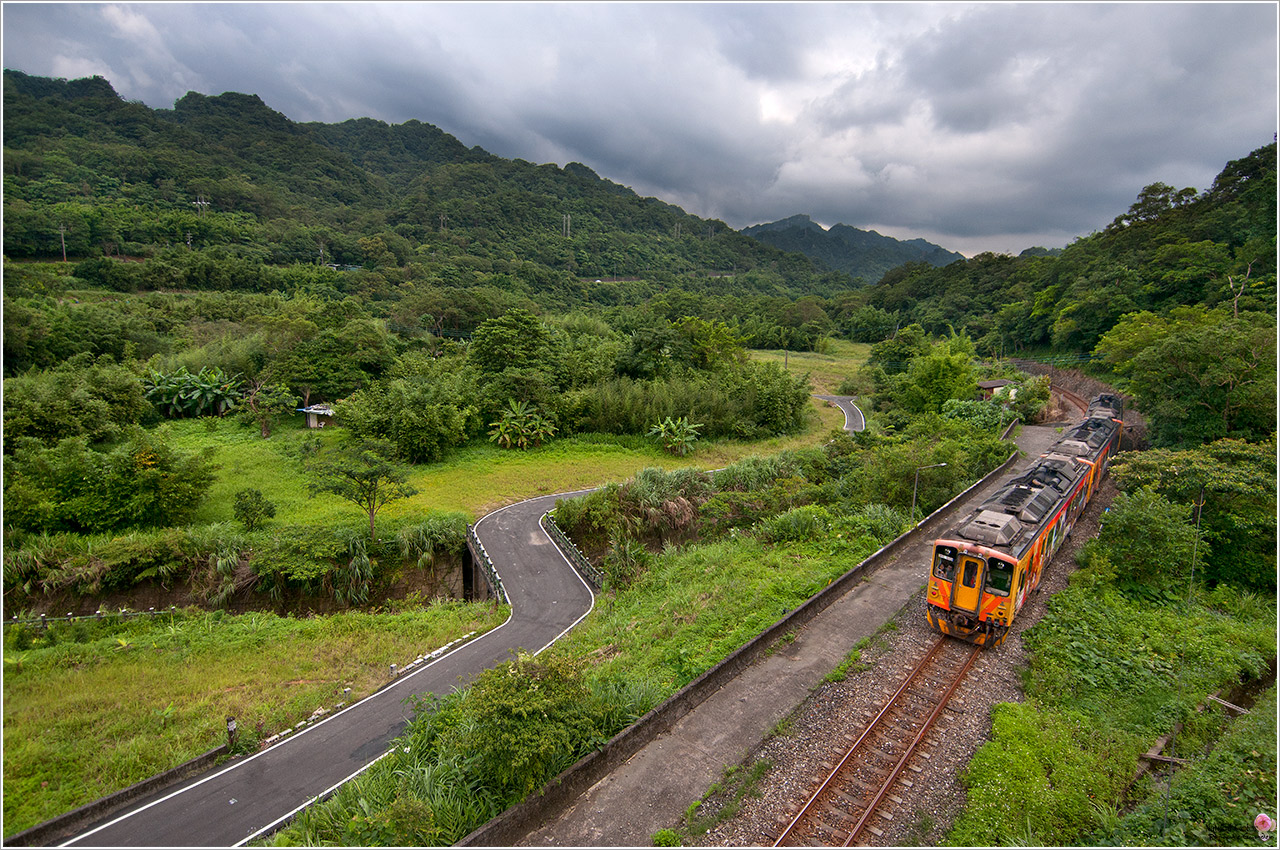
(985, 558, 1013, 596)
(961, 559, 979, 588)
(933, 546, 957, 581)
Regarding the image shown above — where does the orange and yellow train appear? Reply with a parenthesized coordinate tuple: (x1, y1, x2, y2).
(926, 393, 1125, 647)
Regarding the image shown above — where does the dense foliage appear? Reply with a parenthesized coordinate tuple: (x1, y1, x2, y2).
(4, 427, 216, 536)
(1108, 439, 1276, 592)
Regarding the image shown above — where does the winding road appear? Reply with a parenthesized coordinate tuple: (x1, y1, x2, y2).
(60, 493, 596, 847)
(814, 394, 866, 433)
(55, 399, 865, 847)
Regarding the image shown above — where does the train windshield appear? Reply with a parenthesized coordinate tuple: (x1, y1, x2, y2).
(985, 558, 1014, 596)
(933, 545, 958, 581)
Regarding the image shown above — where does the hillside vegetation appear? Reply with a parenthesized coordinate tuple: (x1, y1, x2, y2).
(742, 214, 965, 283)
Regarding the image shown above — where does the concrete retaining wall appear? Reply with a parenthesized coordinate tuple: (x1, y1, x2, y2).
(459, 447, 1021, 847)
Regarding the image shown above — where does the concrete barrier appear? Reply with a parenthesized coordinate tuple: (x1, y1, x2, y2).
(459, 447, 1021, 847)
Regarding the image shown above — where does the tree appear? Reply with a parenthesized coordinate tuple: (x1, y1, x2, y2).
(648, 416, 702, 456)
(1081, 487, 1204, 595)
(671, 316, 746, 369)
(233, 488, 276, 531)
(896, 334, 978, 415)
(1104, 308, 1275, 447)
(1109, 439, 1275, 592)
(867, 323, 930, 375)
(335, 378, 476, 463)
(469, 309, 550, 374)
(239, 380, 298, 438)
(144, 366, 243, 418)
(488, 399, 557, 450)
(304, 437, 417, 540)
(1105, 181, 1197, 231)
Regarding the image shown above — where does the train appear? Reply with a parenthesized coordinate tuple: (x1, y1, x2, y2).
(925, 393, 1125, 647)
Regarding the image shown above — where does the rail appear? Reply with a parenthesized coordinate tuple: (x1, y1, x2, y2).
(775, 636, 981, 846)
(541, 513, 604, 589)
(466, 524, 508, 603)
(1055, 384, 1090, 416)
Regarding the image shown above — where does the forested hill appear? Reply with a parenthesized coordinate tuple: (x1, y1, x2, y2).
(742, 215, 964, 283)
(843, 142, 1277, 357)
(1, 69, 847, 297)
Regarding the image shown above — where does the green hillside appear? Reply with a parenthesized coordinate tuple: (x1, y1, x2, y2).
(2, 69, 846, 297)
(742, 214, 965, 283)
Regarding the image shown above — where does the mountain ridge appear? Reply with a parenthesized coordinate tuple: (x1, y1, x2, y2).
(742, 214, 965, 284)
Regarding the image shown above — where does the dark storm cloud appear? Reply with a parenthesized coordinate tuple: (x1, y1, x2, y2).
(2, 2, 1274, 255)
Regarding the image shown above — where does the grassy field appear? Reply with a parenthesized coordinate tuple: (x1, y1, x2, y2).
(2, 602, 507, 835)
(750, 339, 873, 395)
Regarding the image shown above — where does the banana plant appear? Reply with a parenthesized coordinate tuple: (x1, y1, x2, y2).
(144, 366, 243, 418)
(488, 399, 557, 450)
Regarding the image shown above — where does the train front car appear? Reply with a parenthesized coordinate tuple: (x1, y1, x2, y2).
(926, 393, 1124, 647)
(926, 458, 1086, 647)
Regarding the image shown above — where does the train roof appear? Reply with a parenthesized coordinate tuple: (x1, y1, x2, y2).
(951, 456, 1087, 551)
(937, 392, 1124, 559)
(1054, 415, 1122, 458)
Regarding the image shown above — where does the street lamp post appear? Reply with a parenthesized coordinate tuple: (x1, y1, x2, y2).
(912, 462, 948, 522)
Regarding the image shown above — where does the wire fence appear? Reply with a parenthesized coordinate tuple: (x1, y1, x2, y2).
(541, 513, 604, 589)
(4, 606, 181, 628)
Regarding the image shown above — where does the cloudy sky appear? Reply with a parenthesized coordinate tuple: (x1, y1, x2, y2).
(3, 2, 1276, 255)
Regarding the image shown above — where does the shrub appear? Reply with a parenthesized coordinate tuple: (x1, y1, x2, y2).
(756, 505, 832, 543)
(4, 428, 217, 535)
(233, 489, 276, 532)
(648, 416, 702, 456)
(1085, 487, 1205, 595)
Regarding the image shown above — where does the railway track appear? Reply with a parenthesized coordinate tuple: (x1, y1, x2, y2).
(1054, 384, 1090, 416)
(774, 636, 981, 847)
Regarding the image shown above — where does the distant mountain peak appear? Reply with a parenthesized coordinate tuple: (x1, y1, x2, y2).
(741, 215, 963, 284)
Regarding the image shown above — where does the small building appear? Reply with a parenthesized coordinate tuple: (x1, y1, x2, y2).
(298, 404, 335, 428)
(977, 379, 1014, 400)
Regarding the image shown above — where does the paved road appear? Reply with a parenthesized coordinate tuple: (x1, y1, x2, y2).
(60, 492, 595, 847)
(814, 394, 865, 433)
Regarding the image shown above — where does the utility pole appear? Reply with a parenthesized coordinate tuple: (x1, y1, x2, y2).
(192, 194, 209, 216)
(440, 213, 448, 232)
(59, 223, 67, 262)
(563, 213, 571, 238)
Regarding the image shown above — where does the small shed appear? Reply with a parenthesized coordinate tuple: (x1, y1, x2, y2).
(298, 404, 335, 428)
(977, 379, 1014, 400)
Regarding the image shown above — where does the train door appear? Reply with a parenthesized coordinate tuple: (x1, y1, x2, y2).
(951, 554, 984, 613)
